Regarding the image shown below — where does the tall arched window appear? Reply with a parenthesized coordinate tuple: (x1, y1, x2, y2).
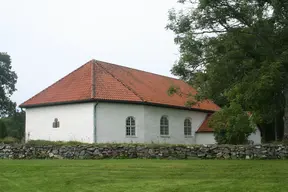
(126, 116, 136, 136)
(184, 118, 192, 136)
(160, 116, 169, 136)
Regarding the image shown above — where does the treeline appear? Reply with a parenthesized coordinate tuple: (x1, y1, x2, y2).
(0, 52, 24, 141)
(167, 0, 288, 144)
(0, 110, 25, 141)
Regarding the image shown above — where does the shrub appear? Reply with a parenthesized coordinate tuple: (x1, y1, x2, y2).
(209, 103, 255, 145)
(26, 140, 88, 146)
(0, 137, 19, 144)
(0, 120, 8, 139)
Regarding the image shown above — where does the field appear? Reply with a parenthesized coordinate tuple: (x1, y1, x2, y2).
(0, 160, 287, 192)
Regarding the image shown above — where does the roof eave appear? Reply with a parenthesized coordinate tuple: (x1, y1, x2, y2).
(196, 130, 214, 133)
(19, 99, 218, 113)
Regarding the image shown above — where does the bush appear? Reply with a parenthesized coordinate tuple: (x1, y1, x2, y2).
(26, 140, 88, 146)
(0, 120, 8, 139)
(0, 137, 19, 144)
(209, 103, 256, 145)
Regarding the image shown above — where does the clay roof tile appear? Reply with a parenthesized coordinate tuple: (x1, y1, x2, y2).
(20, 59, 221, 113)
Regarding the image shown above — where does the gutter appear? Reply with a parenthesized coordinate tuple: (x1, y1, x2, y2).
(92, 62, 97, 143)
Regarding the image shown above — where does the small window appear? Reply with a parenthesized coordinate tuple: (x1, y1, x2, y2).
(52, 118, 60, 128)
(160, 116, 169, 136)
(126, 116, 136, 136)
(184, 118, 192, 136)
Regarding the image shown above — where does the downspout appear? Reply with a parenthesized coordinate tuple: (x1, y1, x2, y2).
(91, 61, 98, 143)
(94, 102, 98, 143)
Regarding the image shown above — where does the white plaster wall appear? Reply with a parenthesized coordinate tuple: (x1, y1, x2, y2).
(25, 103, 94, 143)
(195, 129, 262, 145)
(195, 133, 216, 144)
(95, 103, 145, 143)
(143, 105, 207, 144)
(25, 101, 262, 145)
(248, 128, 261, 144)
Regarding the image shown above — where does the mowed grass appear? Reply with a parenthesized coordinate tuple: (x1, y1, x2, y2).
(0, 160, 288, 192)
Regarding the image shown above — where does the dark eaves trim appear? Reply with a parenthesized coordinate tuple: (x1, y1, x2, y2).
(19, 99, 217, 113)
(195, 130, 214, 133)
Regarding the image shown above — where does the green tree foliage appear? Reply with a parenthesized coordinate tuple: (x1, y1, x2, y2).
(0, 53, 24, 141)
(0, 120, 8, 139)
(209, 103, 255, 144)
(167, 0, 288, 140)
(2, 110, 25, 140)
(0, 53, 17, 117)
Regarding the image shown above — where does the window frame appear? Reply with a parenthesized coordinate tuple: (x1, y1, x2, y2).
(184, 118, 193, 137)
(125, 116, 136, 137)
(160, 116, 169, 137)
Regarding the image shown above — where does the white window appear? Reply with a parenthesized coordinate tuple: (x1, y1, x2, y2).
(160, 116, 169, 136)
(126, 116, 136, 136)
(184, 118, 192, 136)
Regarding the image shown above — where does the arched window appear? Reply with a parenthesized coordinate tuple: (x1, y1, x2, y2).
(52, 118, 60, 128)
(184, 118, 192, 136)
(126, 116, 136, 136)
(160, 116, 169, 136)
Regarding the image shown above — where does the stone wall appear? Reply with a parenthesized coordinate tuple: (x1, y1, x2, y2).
(0, 144, 288, 160)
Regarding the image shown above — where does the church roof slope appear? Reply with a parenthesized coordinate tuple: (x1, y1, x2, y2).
(20, 59, 220, 112)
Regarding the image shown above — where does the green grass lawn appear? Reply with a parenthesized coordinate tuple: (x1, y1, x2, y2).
(0, 160, 287, 192)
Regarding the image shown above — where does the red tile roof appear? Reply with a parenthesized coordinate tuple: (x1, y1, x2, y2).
(196, 114, 214, 132)
(20, 59, 220, 112)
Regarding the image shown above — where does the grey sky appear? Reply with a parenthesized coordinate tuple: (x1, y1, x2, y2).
(0, 0, 180, 105)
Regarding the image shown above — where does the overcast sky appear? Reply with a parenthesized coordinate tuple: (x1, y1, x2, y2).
(0, 0, 181, 105)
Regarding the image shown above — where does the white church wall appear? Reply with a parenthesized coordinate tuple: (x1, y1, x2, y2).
(95, 103, 145, 143)
(95, 103, 207, 144)
(195, 128, 262, 145)
(248, 128, 262, 144)
(25, 103, 95, 143)
(195, 133, 216, 144)
(143, 105, 207, 144)
(25, 102, 262, 145)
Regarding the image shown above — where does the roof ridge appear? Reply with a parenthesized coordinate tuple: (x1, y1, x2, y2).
(20, 59, 94, 107)
(94, 59, 181, 81)
(95, 61, 146, 102)
(20, 59, 220, 112)
(91, 60, 96, 98)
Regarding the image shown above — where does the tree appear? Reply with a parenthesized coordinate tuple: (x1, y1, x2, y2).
(167, 0, 288, 140)
(2, 109, 25, 140)
(209, 103, 255, 144)
(0, 120, 8, 139)
(0, 53, 17, 117)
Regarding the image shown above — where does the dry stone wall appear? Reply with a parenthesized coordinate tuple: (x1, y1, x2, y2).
(0, 144, 288, 160)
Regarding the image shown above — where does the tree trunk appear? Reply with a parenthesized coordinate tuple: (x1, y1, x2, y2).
(284, 88, 288, 137)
